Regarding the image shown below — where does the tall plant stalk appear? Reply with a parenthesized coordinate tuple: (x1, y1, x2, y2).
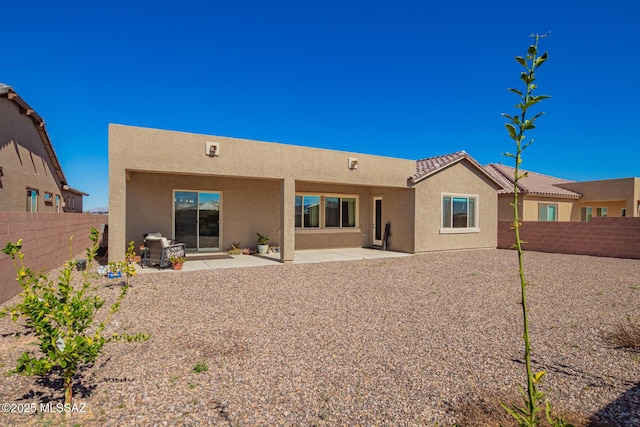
(501, 34, 554, 426)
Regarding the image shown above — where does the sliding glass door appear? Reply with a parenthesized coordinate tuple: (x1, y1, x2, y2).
(174, 191, 221, 252)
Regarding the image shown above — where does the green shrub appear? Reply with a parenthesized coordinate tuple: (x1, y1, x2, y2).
(191, 361, 209, 374)
(0, 229, 149, 408)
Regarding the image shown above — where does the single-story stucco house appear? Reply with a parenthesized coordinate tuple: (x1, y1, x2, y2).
(108, 124, 502, 262)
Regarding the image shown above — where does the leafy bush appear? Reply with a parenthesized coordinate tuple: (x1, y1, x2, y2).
(0, 229, 149, 407)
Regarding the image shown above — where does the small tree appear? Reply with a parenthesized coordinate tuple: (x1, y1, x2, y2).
(1, 229, 149, 408)
(501, 34, 573, 427)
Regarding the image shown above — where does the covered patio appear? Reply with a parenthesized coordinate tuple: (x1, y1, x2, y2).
(133, 247, 412, 274)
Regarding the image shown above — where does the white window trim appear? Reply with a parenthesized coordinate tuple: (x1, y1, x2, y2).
(439, 192, 480, 234)
(295, 193, 359, 230)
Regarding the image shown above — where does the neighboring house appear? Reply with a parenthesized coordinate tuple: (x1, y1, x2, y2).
(485, 163, 640, 221)
(0, 84, 88, 213)
(485, 163, 581, 222)
(556, 178, 640, 221)
(108, 124, 502, 262)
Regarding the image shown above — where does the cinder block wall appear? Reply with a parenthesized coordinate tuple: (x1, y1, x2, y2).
(0, 212, 108, 303)
(498, 217, 640, 259)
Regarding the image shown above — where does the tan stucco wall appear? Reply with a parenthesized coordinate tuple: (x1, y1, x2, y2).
(370, 186, 415, 253)
(0, 98, 63, 212)
(522, 197, 575, 222)
(124, 174, 416, 254)
(497, 194, 521, 222)
(572, 200, 628, 221)
(557, 178, 640, 218)
(294, 182, 368, 250)
(413, 160, 498, 252)
(125, 171, 281, 253)
(499, 195, 576, 222)
(109, 124, 417, 260)
(292, 181, 415, 252)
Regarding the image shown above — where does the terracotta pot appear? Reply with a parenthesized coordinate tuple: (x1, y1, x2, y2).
(172, 263, 183, 270)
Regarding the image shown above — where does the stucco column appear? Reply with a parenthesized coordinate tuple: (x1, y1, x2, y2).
(280, 177, 295, 263)
(108, 126, 127, 261)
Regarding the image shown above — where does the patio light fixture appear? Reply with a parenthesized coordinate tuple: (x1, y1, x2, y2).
(205, 142, 220, 157)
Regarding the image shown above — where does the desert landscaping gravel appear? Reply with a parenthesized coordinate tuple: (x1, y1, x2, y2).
(1, 249, 639, 426)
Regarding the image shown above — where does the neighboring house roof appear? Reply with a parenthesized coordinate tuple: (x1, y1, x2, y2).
(0, 83, 69, 187)
(409, 150, 502, 187)
(62, 185, 90, 197)
(484, 163, 581, 199)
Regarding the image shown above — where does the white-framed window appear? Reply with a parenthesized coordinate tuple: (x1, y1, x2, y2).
(441, 194, 479, 233)
(55, 195, 61, 213)
(538, 203, 557, 221)
(27, 188, 38, 212)
(44, 192, 53, 206)
(295, 194, 358, 229)
(581, 207, 593, 222)
(596, 207, 608, 218)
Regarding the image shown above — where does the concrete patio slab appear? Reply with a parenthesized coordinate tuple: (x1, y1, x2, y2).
(291, 247, 411, 264)
(134, 247, 410, 274)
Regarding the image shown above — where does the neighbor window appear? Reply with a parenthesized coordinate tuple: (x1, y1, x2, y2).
(442, 195, 477, 230)
(581, 207, 593, 222)
(295, 194, 358, 229)
(27, 188, 38, 212)
(538, 203, 557, 221)
(44, 192, 53, 205)
(596, 207, 608, 217)
(621, 208, 626, 217)
(55, 195, 61, 212)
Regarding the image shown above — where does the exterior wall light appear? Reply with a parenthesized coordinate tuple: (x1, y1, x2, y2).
(348, 157, 358, 170)
(206, 142, 220, 157)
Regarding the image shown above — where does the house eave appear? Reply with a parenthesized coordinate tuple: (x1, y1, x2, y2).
(1, 85, 68, 186)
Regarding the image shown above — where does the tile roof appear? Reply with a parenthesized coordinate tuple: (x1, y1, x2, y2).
(484, 163, 581, 198)
(410, 150, 501, 186)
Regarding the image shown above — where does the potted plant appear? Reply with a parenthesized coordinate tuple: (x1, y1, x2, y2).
(256, 232, 270, 255)
(169, 255, 186, 270)
(228, 241, 243, 255)
(107, 261, 123, 279)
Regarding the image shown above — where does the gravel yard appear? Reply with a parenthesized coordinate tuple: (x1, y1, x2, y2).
(1, 249, 639, 426)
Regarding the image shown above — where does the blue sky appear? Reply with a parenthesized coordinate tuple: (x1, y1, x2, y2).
(4, 1, 639, 210)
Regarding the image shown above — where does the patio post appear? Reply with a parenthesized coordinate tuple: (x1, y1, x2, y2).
(280, 177, 295, 263)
